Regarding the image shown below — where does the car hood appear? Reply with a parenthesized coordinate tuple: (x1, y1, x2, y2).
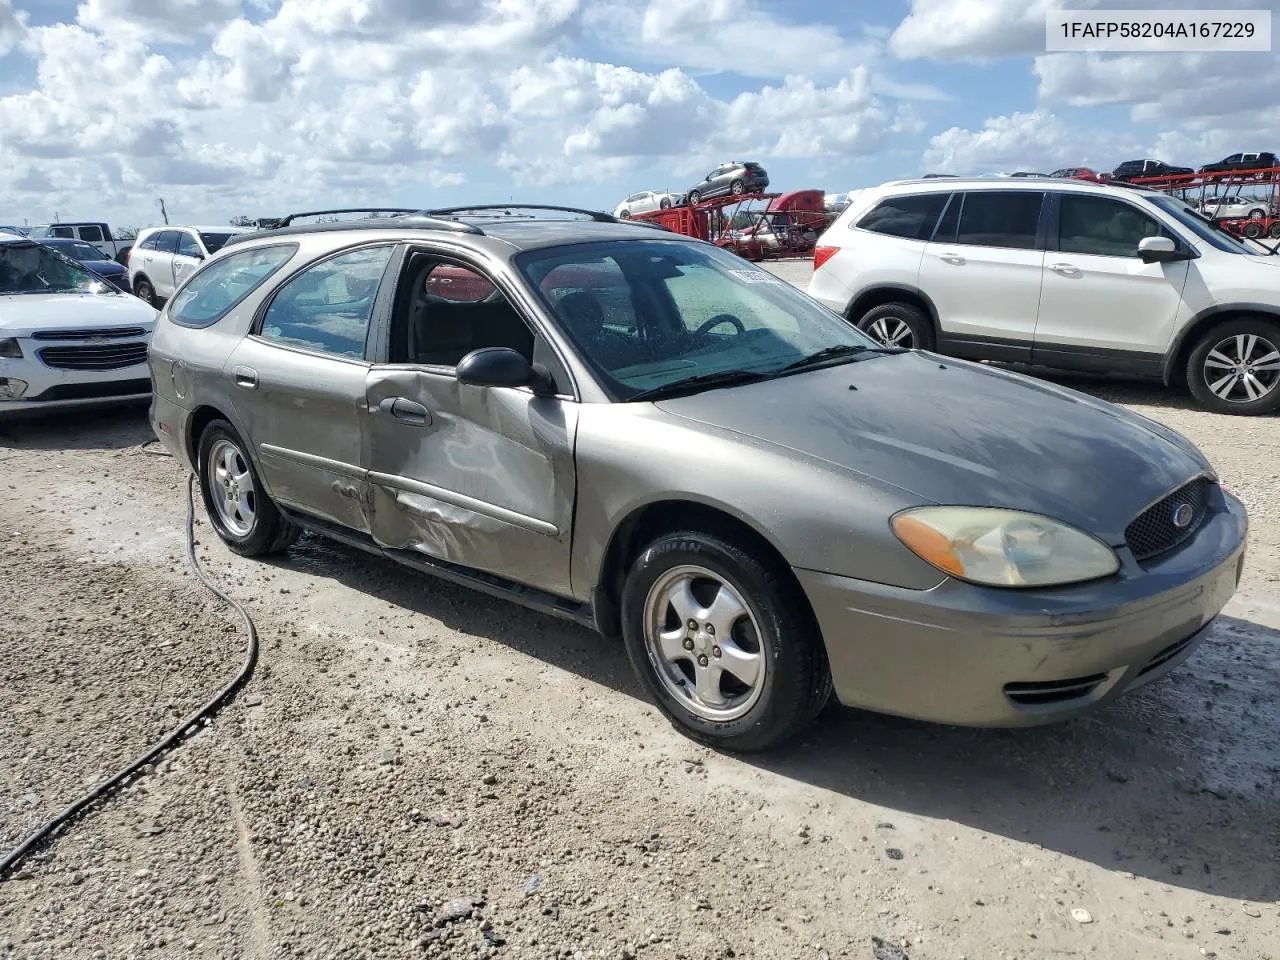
(83, 260, 125, 274)
(0, 292, 157, 335)
(654, 352, 1212, 544)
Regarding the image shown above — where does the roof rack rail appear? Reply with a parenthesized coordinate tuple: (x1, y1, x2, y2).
(422, 204, 619, 223)
(276, 207, 420, 227)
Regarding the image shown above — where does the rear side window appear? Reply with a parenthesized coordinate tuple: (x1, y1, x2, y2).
(168, 244, 297, 329)
(953, 191, 1043, 249)
(78, 225, 104, 242)
(855, 194, 948, 240)
(50, 225, 74, 238)
(258, 245, 395, 359)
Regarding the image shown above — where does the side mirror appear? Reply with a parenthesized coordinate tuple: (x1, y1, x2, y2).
(1138, 236, 1182, 263)
(456, 347, 540, 390)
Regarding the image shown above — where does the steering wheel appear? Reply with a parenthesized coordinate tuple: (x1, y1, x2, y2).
(692, 313, 745, 338)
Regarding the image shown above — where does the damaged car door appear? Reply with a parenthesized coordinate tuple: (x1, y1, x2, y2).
(361, 253, 579, 597)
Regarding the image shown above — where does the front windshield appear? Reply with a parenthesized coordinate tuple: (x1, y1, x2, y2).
(1149, 195, 1255, 255)
(0, 241, 111, 295)
(516, 240, 879, 400)
(200, 232, 234, 253)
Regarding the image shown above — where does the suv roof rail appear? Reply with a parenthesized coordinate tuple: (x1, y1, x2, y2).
(275, 207, 420, 228)
(422, 204, 620, 223)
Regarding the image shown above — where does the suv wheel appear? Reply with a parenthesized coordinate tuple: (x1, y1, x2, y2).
(618, 209, 631, 220)
(659, 197, 672, 210)
(1186, 319, 1280, 415)
(856, 302, 934, 351)
(197, 420, 301, 556)
(687, 190, 702, 205)
(1248, 208, 1266, 220)
(133, 277, 156, 307)
(620, 530, 832, 752)
(730, 179, 745, 196)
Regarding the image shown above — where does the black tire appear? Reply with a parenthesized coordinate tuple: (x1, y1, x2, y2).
(856, 301, 934, 351)
(730, 179, 745, 196)
(659, 197, 671, 210)
(133, 276, 156, 307)
(687, 190, 701, 205)
(618, 209, 631, 220)
(1248, 208, 1266, 220)
(1269, 222, 1280, 239)
(1244, 221, 1264, 239)
(197, 419, 301, 556)
(620, 529, 832, 752)
(1185, 318, 1280, 415)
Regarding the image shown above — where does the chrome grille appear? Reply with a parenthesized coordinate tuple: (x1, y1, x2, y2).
(38, 342, 149, 371)
(1124, 478, 1212, 562)
(30, 327, 146, 341)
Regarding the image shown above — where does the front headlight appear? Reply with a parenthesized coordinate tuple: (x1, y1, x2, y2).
(0, 338, 22, 359)
(891, 506, 1120, 588)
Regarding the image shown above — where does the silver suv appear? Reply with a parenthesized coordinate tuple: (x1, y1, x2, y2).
(147, 205, 1246, 750)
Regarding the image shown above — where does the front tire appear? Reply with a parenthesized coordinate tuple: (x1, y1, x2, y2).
(197, 420, 301, 556)
(660, 197, 672, 210)
(1244, 221, 1264, 239)
(133, 277, 156, 307)
(620, 530, 832, 752)
(1185, 319, 1280, 415)
(687, 190, 701, 205)
(856, 302, 934, 351)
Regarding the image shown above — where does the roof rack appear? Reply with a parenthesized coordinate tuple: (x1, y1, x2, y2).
(275, 207, 420, 228)
(422, 204, 619, 223)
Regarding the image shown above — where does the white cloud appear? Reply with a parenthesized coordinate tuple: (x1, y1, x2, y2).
(890, 0, 1094, 61)
(77, 0, 244, 42)
(0, 0, 27, 56)
(922, 110, 1136, 174)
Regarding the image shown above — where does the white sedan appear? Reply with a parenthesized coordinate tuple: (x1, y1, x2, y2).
(613, 190, 683, 219)
(1, 234, 158, 416)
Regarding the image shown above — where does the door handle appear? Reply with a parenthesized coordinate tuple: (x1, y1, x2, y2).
(233, 366, 258, 389)
(1049, 262, 1082, 277)
(939, 252, 966, 265)
(377, 397, 431, 426)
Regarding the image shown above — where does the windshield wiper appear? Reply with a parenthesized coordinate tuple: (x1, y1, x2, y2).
(775, 343, 902, 374)
(627, 368, 773, 402)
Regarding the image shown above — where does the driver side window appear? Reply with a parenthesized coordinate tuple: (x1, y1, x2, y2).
(259, 245, 394, 359)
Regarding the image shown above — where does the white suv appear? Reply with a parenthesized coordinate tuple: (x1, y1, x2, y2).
(808, 178, 1280, 415)
(128, 225, 251, 306)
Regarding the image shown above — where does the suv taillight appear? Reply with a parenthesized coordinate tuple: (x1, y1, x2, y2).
(813, 246, 837, 271)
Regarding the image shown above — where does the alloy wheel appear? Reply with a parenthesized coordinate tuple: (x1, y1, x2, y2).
(1202, 333, 1280, 403)
(866, 316, 915, 348)
(642, 565, 766, 722)
(208, 438, 257, 536)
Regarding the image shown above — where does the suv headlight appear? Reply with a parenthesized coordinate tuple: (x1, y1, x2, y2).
(891, 506, 1120, 588)
(0, 338, 22, 358)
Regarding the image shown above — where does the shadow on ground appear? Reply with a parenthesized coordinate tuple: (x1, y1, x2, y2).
(271, 531, 1280, 904)
(0, 403, 153, 451)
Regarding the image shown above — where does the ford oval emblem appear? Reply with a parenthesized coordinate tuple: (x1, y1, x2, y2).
(1172, 503, 1194, 528)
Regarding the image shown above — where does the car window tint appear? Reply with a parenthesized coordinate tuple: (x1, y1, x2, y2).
(77, 225, 104, 242)
(1058, 195, 1167, 257)
(156, 231, 180, 254)
(50, 226, 74, 238)
(539, 258, 640, 337)
(931, 193, 960, 242)
(954, 191, 1043, 249)
(200, 232, 234, 253)
(259, 245, 393, 359)
(856, 194, 948, 241)
(169, 244, 297, 328)
(177, 232, 202, 258)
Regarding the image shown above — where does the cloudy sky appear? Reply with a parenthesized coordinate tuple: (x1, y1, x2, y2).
(0, 0, 1276, 228)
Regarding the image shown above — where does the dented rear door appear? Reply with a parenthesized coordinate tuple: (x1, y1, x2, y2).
(362, 365, 579, 598)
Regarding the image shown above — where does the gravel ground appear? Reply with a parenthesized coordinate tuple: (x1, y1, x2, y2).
(1, 282, 1278, 959)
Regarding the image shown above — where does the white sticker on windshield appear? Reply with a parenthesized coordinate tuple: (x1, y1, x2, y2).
(729, 269, 783, 284)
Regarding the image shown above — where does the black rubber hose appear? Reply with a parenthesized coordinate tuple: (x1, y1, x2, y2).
(0, 471, 259, 880)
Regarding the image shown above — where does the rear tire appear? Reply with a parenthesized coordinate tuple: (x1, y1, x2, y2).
(660, 197, 671, 210)
(197, 420, 301, 556)
(687, 190, 701, 205)
(856, 302, 934, 351)
(1269, 222, 1280, 239)
(618, 209, 631, 220)
(620, 530, 831, 752)
(730, 179, 745, 196)
(1245, 221, 1264, 239)
(1249, 208, 1266, 220)
(1185, 318, 1280, 415)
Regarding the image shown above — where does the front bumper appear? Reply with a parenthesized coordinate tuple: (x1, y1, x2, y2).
(1, 360, 152, 416)
(797, 489, 1248, 726)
